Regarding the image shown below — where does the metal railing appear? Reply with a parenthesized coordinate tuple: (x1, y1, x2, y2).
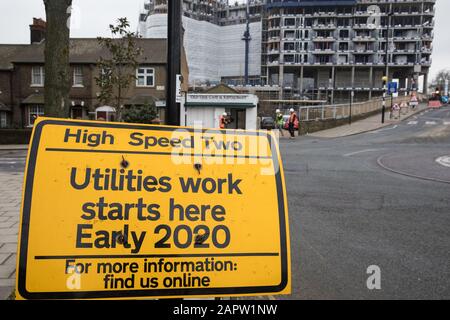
(298, 96, 414, 122)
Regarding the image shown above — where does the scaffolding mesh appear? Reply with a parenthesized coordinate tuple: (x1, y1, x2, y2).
(140, 14, 262, 84)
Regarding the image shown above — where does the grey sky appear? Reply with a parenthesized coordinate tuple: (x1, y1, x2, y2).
(0, 0, 448, 80)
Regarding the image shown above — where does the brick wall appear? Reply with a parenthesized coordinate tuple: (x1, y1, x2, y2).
(0, 129, 31, 144)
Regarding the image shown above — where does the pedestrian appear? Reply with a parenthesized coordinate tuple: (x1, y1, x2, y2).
(288, 108, 298, 139)
(275, 109, 284, 137)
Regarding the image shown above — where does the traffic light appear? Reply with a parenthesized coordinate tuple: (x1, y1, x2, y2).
(382, 76, 388, 87)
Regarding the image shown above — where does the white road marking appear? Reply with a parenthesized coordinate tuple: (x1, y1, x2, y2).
(425, 121, 437, 125)
(0, 158, 25, 165)
(370, 125, 398, 134)
(408, 121, 418, 125)
(344, 149, 379, 157)
(444, 121, 450, 125)
(436, 156, 450, 168)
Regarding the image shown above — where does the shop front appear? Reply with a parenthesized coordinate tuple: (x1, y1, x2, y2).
(182, 93, 258, 130)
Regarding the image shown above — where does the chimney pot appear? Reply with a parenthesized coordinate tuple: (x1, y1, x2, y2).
(30, 18, 46, 44)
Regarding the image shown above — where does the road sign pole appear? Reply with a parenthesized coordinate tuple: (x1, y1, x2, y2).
(382, 10, 393, 124)
(167, 0, 182, 126)
(391, 91, 394, 119)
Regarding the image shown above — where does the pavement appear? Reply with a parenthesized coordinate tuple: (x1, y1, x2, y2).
(0, 145, 28, 151)
(307, 104, 428, 138)
(0, 149, 26, 299)
(0, 172, 23, 300)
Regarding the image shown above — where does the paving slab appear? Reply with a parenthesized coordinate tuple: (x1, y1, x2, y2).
(0, 172, 22, 300)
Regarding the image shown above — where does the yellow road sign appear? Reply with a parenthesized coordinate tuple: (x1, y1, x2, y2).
(16, 118, 290, 299)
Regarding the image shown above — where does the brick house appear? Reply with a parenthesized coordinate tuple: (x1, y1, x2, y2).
(0, 19, 189, 129)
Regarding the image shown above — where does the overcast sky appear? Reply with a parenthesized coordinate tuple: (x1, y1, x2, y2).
(0, 0, 448, 79)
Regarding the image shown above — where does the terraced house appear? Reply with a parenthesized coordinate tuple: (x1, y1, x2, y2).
(0, 18, 188, 129)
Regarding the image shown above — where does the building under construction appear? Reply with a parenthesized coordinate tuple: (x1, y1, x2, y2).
(139, 0, 436, 105)
(139, 0, 265, 85)
(262, 0, 435, 103)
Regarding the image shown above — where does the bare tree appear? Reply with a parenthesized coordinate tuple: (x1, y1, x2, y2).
(95, 18, 143, 121)
(433, 69, 450, 91)
(43, 0, 72, 118)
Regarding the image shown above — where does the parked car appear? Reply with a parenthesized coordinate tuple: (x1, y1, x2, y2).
(261, 117, 276, 130)
(283, 115, 299, 131)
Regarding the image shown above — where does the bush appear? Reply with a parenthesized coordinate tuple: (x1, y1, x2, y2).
(122, 103, 158, 124)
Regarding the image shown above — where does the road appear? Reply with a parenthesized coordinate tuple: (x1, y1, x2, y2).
(281, 106, 450, 299)
(1, 107, 449, 299)
(0, 150, 26, 173)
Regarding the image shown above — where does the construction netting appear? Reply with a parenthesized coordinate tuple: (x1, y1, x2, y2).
(140, 14, 262, 84)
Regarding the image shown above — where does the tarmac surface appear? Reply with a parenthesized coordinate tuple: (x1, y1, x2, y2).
(281, 106, 450, 299)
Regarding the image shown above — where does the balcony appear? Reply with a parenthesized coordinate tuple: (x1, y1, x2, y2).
(353, 50, 374, 54)
(312, 37, 335, 42)
(313, 49, 335, 54)
(312, 24, 336, 30)
(352, 36, 376, 42)
(392, 49, 416, 54)
(392, 36, 421, 42)
(353, 24, 374, 30)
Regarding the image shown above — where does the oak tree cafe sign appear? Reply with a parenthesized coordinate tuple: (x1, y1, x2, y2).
(187, 93, 258, 105)
(16, 118, 290, 299)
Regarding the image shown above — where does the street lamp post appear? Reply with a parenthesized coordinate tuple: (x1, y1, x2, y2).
(167, 0, 182, 126)
(382, 9, 393, 124)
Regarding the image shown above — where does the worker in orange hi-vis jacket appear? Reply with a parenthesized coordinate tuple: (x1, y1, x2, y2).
(288, 108, 298, 139)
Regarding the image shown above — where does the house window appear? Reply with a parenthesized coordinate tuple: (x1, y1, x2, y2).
(136, 67, 155, 87)
(31, 66, 45, 86)
(28, 105, 44, 126)
(73, 66, 84, 87)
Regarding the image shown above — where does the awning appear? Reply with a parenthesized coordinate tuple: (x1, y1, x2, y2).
(22, 93, 44, 105)
(96, 106, 116, 112)
(185, 102, 255, 109)
(0, 102, 11, 112)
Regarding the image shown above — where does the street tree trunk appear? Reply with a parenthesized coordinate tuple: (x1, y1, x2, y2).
(43, 0, 72, 118)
